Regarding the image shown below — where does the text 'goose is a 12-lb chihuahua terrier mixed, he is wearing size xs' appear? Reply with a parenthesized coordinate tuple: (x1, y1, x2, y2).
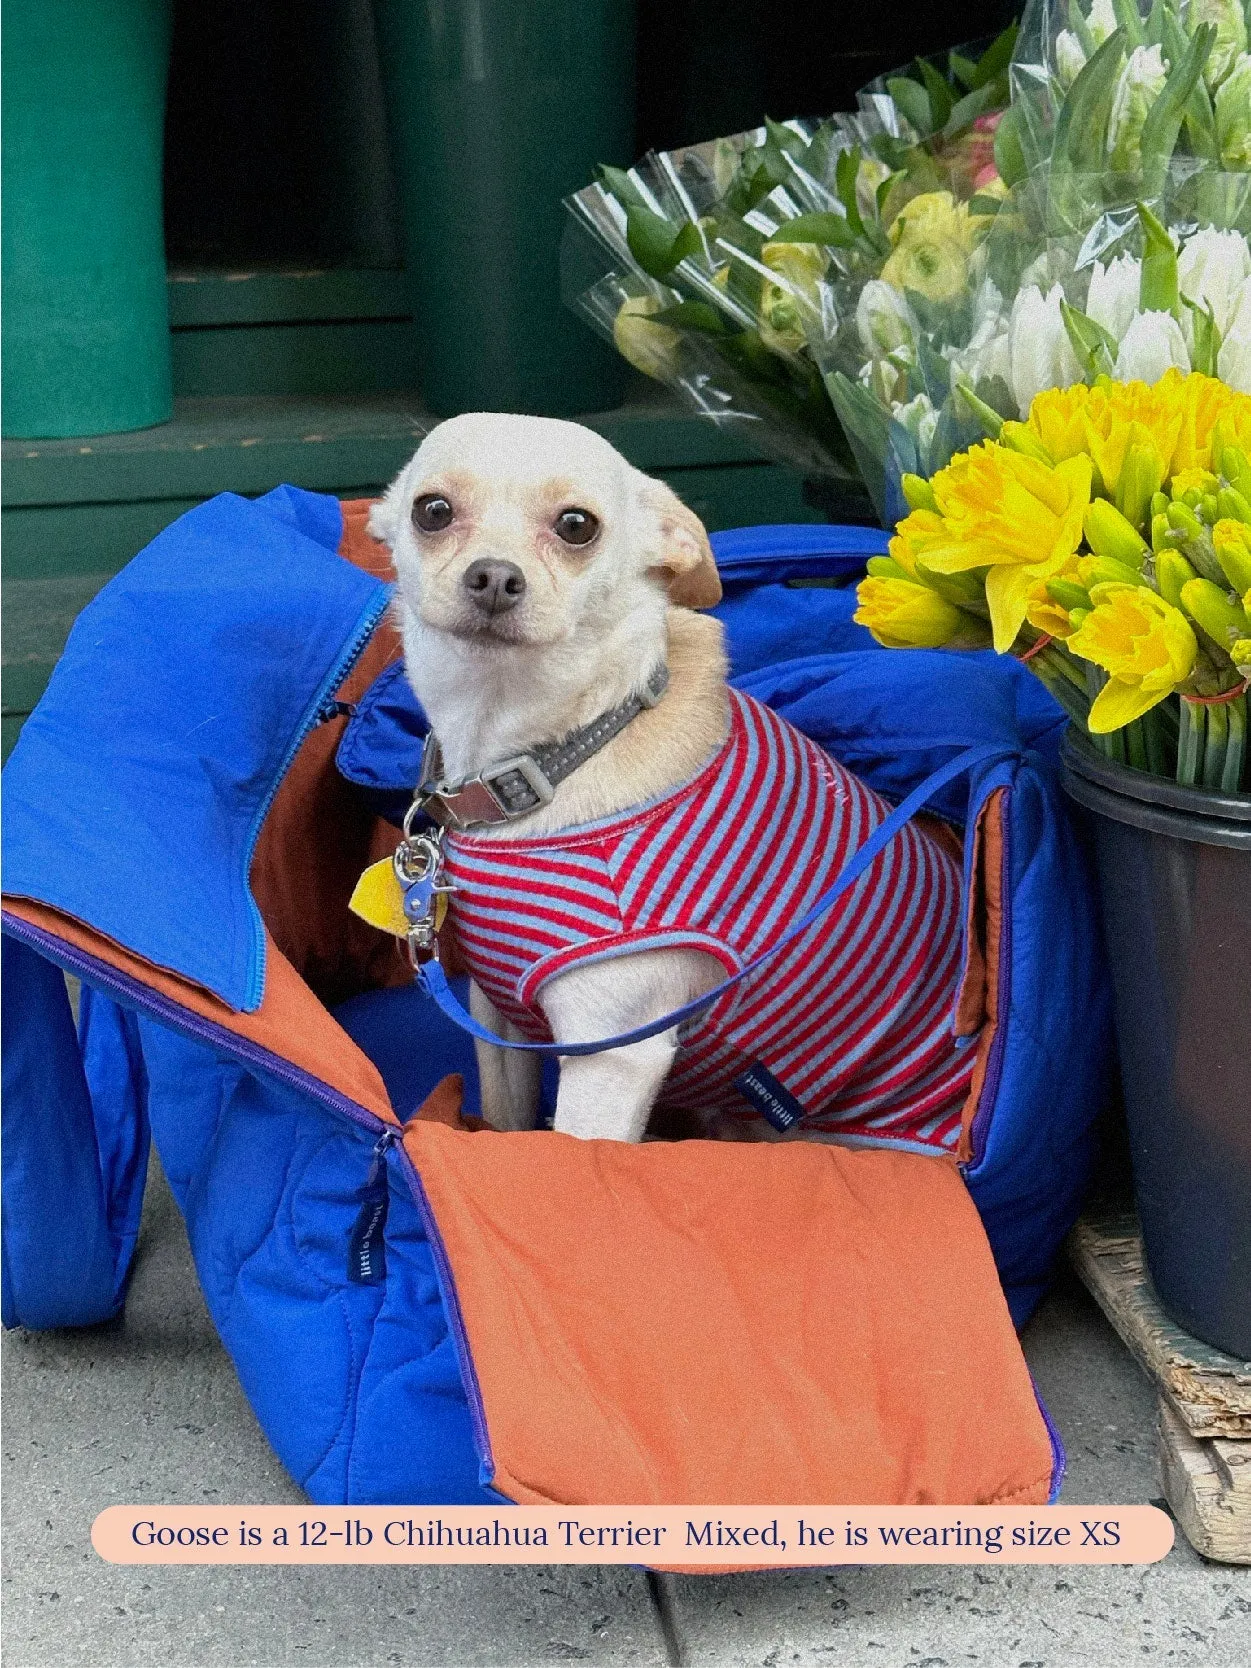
(369, 413, 974, 1144)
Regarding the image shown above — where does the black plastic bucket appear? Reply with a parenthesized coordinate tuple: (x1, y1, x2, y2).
(1061, 732, 1251, 1359)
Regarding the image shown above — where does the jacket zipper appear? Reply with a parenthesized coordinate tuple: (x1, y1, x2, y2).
(240, 585, 392, 1012)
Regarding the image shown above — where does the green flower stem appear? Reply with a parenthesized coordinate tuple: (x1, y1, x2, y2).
(1156, 698, 1180, 748)
(1222, 695, 1246, 794)
(1203, 701, 1230, 791)
(1125, 719, 1149, 773)
(1083, 663, 1123, 763)
(1025, 644, 1092, 725)
(1141, 705, 1171, 778)
(1177, 698, 1205, 788)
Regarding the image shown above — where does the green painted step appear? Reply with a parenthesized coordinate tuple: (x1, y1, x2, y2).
(2, 390, 873, 756)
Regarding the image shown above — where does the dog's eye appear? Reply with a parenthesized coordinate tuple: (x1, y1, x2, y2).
(413, 495, 455, 533)
(554, 508, 600, 547)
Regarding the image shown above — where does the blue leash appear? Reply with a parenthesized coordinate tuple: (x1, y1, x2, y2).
(418, 742, 1011, 1057)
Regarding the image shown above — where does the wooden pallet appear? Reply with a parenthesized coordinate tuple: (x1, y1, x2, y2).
(1158, 1403, 1251, 1564)
(1068, 1211, 1251, 1438)
(1069, 1210, 1251, 1564)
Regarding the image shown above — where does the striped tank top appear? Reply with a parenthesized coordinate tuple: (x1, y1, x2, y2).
(444, 689, 975, 1150)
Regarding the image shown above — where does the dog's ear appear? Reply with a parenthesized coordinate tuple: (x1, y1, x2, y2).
(634, 472, 722, 608)
(367, 453, 421, 550)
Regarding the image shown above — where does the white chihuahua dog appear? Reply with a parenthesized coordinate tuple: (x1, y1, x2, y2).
(370, 413, 974, 1145)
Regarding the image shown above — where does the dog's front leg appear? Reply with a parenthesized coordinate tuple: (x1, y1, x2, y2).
(549, 1035, 678, 1143)
(540, 947, 720, 1141)
(469, 979, 541, 1131)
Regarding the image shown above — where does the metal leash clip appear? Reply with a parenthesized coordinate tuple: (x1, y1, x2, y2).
(393, 799, 458, 968)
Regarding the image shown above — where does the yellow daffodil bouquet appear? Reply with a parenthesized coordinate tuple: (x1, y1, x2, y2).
(854, 369, 1251, 792)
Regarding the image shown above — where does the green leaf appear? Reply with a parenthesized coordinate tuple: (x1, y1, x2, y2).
(1138, 200, 1180, 315)
(949, 51, 978, 92)
(669, 220, 704, 268)
(972, 23, 1020, 89)
(916, 58, 955, 129)
(1143, 0, 1167, 48)
(942, 82, 995, 140)
(967, 192, 1006, 217)
(1182, 295, 1221, 375)
(1110, 0, 1146, 49)
(835, 147, 868, 239)
(1160, 6, 1189, 64)
(1060, 299, 1119, 377)
(1067, 0, 1097, 58)
(651, 301, 730, 335)
(877, 170, 904, 216)
(1140, 24, 1216, 196)
(624, 207, 701, 280)
(766, 210, 857, 248)
(1183, 76, 1220, 161)
(886, 76, 935, 137)
(764, 116, 809, 161)
(597, 164, 649, 213)
(743, 157, 785, 211)
(994, 105, 1028, 188)
(1053, 28, 1127, 172)
(955, 381, 1006, 438)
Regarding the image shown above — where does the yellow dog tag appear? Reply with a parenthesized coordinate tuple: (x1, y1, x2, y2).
(349, 858, 448, 939)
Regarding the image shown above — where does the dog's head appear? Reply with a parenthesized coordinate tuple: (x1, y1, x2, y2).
(370, 413, 721, 648)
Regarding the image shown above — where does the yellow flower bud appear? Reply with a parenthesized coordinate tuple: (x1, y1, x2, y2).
(1077, 554, 1148, 591)
(612, 297, 681, 381)
(1213, 518, 1251, 593)
(901, 472, 938, 513)
(1116, 442, 1167, 533)
(853, 575, 968, 648)
(1180, 577, 1251, 648)
(1083, 499, 1149, 567)
(1154, 548, 1198, 608)
(999, 422, 1055, 465)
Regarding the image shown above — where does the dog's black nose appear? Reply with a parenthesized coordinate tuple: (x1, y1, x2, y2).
(462, 558, 526, 614)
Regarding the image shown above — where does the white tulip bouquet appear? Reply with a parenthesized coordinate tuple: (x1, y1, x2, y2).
(817, 0, 1251, 517)
(565, 0, 1251, 525)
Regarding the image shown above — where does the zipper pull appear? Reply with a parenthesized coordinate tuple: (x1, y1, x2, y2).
(317, 697, 357, 726)
(347, 1128, 397, 1286)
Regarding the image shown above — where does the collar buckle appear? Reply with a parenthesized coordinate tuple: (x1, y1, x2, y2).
(415, 740, 555, 830)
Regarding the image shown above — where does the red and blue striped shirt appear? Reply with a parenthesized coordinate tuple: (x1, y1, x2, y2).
(445, 689, 975, 1150)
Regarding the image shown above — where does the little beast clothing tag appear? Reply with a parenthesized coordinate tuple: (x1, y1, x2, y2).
(734, 1062, 805, 1132)
(347, 1152, 391, 1285)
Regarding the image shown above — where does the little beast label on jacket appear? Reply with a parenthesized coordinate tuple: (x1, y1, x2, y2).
(348, 1177, 390, 1285)
(734, 1062, 805, 1132)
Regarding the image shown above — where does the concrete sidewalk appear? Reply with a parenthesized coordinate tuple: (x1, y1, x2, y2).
(4, 1156, 1249, 1668)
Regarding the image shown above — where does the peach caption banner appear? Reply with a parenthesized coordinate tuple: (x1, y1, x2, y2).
(93, 1505, 1173, 1565)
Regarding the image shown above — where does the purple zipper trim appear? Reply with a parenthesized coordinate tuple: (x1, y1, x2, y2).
(0, 906, 497, 1483)
(1030, 1372, 1067, 1504)
(963, 791, 1013, 1173)
(393, 1142, 497, 1486)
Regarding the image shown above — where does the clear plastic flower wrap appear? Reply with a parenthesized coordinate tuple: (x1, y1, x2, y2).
(562, 29, 1020, 494)
(1004, 0, 1251, 204)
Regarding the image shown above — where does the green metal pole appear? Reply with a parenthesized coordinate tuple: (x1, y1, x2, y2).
(372, 0, 636, 417)
(2, 0, 173, 439)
